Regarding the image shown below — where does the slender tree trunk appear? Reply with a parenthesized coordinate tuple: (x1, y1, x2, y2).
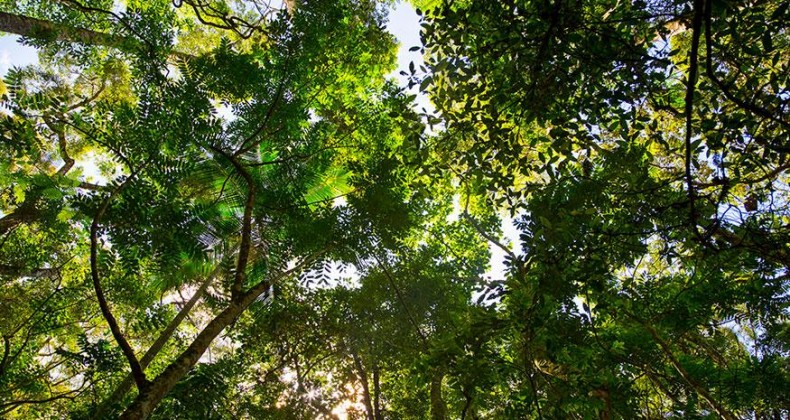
(461, 388, 475, 420)
(353, 352, 375, 420)
(429, 371, 447, 420)
(643, 324, 737, 420)
(591, 388, 611, 420)
(373, 364, 382, 420)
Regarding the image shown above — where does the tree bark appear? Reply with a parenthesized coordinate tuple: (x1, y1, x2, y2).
(90, 172, 150, 392)
(119, 253, 320, 419)
(373, 364, 382, 420)
(429, 371, 447, 420)
(352, 352, 375, 420)
(0, 195, 43, 236)
(461, 388, 475, 420)
(0, 11, 191, 59)
(643, 323, 737, 420)
(0, 11, 124, 48)
(94, 272, 216, 417)
(119, 295, 258, 419)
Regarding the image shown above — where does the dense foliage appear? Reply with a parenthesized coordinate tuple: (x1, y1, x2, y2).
(0, 0, 787, 418)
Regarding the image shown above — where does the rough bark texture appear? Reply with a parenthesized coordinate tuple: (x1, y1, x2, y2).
(0, 11, 191, 59)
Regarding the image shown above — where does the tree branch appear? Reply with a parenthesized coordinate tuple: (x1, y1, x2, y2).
(462, 194, 516, 260)
(89, 167, 150, 391)
(0, 336, 10, 378)
(641, 322, 737, 420)
(235, 79, 287, 157)
(0, 11, 192, 59)
(0, 384, 87, 415)
(352, 351, 375, 420)
(0, 11, 124, 48)
(94, 264, 221, 417)
(703, 0, 790, 132)
(370, 252, 428, 345)
(210, 146, 255, 298)
(683, 0, 704, 237)
(120, 251, 324, 419)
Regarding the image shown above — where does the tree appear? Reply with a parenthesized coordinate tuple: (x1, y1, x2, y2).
(1, 0, 419, 418)
(2, 0, 789, 418)
(412, 0, 789, 417)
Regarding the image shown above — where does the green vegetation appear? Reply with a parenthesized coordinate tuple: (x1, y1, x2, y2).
(0, 0, 787, 418)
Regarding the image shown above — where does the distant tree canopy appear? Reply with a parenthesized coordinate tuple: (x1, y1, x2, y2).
(0, 0, 787, 419)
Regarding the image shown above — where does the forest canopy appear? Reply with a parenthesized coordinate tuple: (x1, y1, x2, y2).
(0, 0, 788, 418)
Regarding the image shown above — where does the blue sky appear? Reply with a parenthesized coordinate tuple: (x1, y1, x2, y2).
(0, 36, 37, 76)
(386, 2, 422, 87)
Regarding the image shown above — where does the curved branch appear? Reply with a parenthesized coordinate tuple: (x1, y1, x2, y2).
(49, 120, 75, 176)
(56, 0, 158, 53)
(177, 0, 265, 39)
(0, 385, 87, 415)
(89, 167, 150, 391)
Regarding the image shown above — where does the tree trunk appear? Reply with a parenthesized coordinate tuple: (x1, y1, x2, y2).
(352, 352, 375, 420)
(461, 388, 476, 420)
(119, 296, 254, 419)
(429, 371, 447, 420)
(119, 252, 320, 419)
(0, 192, 44, 236)
(94, 273, 215, 417)
(643, 323, 737, 420)
(0, 11, 124, 48)
(0, 11, 191, 59)
(373, 364, 382, 420)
